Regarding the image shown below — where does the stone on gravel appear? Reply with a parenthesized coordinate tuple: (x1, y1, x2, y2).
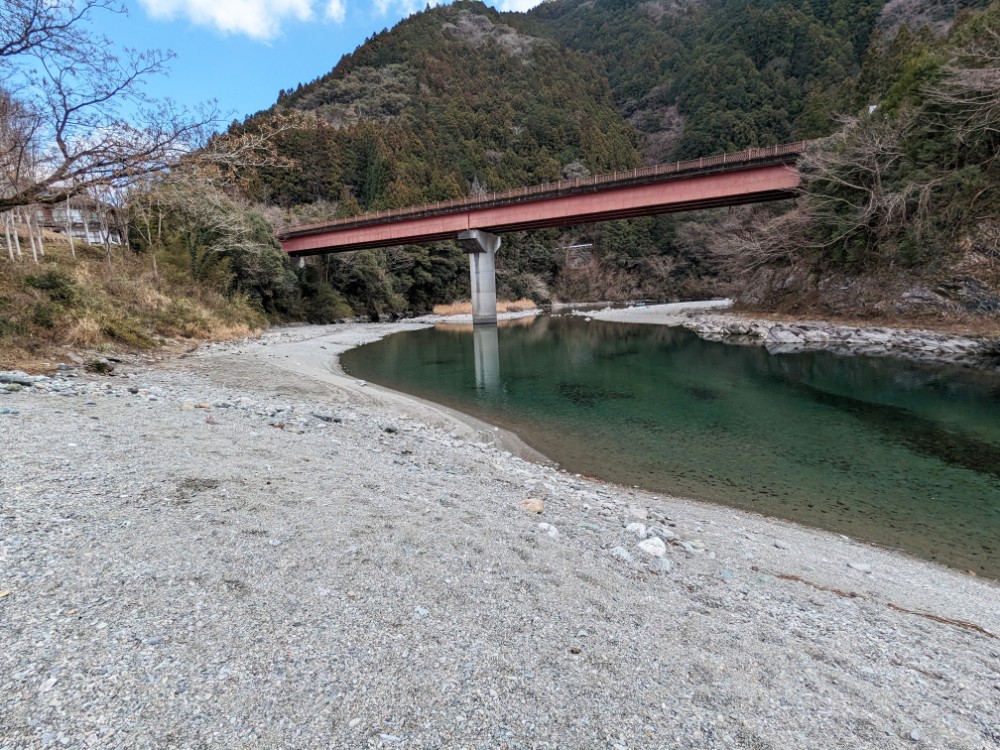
(637, 537, 667, 557)
(649, 558, 673, 575)
(647, 525, 676, 541)
(848, 562, 872, 573)
(537, 522, 558, 538)
(624, 522, 647, 538)
(520, 498, 545, 514)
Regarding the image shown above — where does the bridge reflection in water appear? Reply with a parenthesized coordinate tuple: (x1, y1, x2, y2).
(473, 325, 500, 391)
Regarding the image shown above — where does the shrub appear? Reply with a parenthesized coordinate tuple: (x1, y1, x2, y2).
(25, 269, 78, 304)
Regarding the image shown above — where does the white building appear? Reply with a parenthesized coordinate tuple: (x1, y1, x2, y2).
(36, 199, 123, 246)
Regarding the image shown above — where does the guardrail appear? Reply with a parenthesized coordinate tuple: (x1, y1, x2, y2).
(278, 141, 809, 239)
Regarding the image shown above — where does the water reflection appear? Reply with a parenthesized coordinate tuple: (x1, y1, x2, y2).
(473, 324, 500, 391)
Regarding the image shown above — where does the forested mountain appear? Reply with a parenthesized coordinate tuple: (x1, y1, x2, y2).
(523, 0, 880, 160)
(246, 3, 639, 210)
(8, 0, 995, 365)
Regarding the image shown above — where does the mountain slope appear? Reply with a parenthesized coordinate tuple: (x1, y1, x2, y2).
(246, 2, 639, 211)
(522, 0, 886, 160)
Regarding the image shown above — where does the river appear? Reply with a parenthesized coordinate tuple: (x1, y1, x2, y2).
(340, 315, 1000, 576)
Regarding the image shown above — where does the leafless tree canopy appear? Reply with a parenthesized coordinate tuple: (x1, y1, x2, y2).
(0, 0, 221, 211)
(926, 25, 1000, 156)
(0, 0, 119, 60)
(796, 115, 934, 255)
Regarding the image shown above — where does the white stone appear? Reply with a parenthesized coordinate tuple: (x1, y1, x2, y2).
(637, 537, 667, 557)
(537, 522, 558, 538)
(624, 522, 647, 538)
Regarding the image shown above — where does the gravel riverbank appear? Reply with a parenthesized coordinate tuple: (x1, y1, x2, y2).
(2, 322, 999, 749)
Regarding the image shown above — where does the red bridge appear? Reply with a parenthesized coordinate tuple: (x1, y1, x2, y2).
(278, 142, 807, 324)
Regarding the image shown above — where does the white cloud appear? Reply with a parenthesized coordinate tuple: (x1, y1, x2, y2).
(325, 0, 347, 22)
(139, 0, 546, 40)
(138, 0, 317, 40)
(494, 0, 543, 11)
(372, 0, 444, 18)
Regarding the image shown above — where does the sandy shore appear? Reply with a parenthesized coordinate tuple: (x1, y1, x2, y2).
(1, 322, 999, 749)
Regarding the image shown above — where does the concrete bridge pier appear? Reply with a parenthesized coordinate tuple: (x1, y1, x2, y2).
(458, 229, 501, 326)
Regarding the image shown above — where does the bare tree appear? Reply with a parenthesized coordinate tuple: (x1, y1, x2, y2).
(0, 0, 120, 60)
(793, 115, 939, 261)
(0, 0, 221, 212)
(925, 24, 1000, 158)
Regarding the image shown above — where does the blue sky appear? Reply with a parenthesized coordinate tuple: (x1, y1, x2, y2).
(90, 0, 540, 124)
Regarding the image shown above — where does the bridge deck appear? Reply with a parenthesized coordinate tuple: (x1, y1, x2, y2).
(279, 142, 807, 256)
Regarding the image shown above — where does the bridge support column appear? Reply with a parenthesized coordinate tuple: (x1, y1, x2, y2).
(458, 229, 500, 326)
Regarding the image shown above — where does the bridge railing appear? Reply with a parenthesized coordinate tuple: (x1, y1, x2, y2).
(279, 141, 809, 238)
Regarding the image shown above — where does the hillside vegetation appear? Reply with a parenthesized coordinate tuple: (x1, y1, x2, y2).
(0, 232, 267, 371)
(705, 2, 1000, 320)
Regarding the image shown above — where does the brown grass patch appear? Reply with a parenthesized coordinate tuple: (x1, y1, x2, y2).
(0, 234, 266, 371)
(432, 298, 538, 316)
(63, 317, 104, 347)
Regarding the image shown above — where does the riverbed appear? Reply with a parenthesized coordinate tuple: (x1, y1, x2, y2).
(1, 322, 999, 748)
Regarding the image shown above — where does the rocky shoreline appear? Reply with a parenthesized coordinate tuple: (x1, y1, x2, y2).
(2, 323, 999, 748)
(685, 313, 994, 367)
(575, 302, 998, 369)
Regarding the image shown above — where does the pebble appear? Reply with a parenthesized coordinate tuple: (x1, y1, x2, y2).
(848, 562, 872, 573)
(649, 558, 672, 574)
(624, 522, 647, 538)
(0, 407, 19, 415)
(521, 498, 545, 514)
(537, 522, 558, 538)
(647, 525, 676, 541)
(774, 540, 790, 550)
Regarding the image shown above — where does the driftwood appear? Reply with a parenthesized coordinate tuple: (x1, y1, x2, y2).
(753, 566, 997, 640)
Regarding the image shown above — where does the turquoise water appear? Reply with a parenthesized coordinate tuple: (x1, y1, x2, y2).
(340, 316, 1000, 576)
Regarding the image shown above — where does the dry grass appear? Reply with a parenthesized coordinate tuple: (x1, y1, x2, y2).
(432, 298, 538, 316)
(433, 316, 538, 333)
(0, 228, 267, 372)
